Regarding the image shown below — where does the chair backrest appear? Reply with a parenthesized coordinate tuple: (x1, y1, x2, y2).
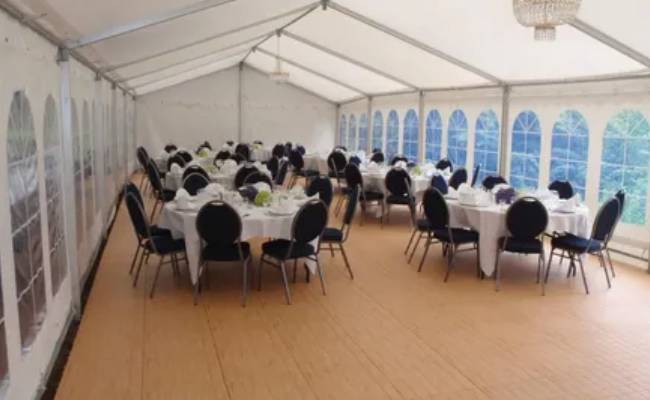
(214, 150, 231, 162)
(243, 171, 273, 188)
(390, 155, 408, 166)
(506, 197, 548, 239)
(343, 185, 359, 226)
(267, 156, 279, 179)
(196, 145, 210, 154)
(253, 140, 263, 145)
(344, 163, 363, 188)
(136, 147, 149, 169)
(348, 155, 362, 166)
(448, 168, 468, 190)
(272, 143, 285, 159)
(202, 141, 212, 150)
(296, 145, 306, 155)
(167, 154, 186, 170)
(291, 199, 328, 245)
(548, 180, 574, 200)
(306, 176, 333, 207)
(183, 173, 209, 195)
(385, 168, 411, 197)
(234, 166, 258, 188)
(370, 152, 385, 164)
(591, 197, 620, 242)
(422, 188, 449, 230)
(226, 140, 235, 146)
(430, 174, 448, 195)
(125, 192, 151, 242)
(288, 150, 304, 170)
(164, 144, 177, 153)
(124, 182, 144, 207)
(146, 160, 164, 192)
(327, 151, 347, 173)
(435, 158, 453, 171)
(284, 142, 293, 157)
(275, 160, 289, 186)
(235, 143, 250, 160)
(196, 200, 242, 246)
(177, 150, 193, 163)
(182, 165, 209, 181)
(471, 165, 480, 187)
(230, 153, 245, 164)
(614, 189, 625, 219)
(482, 175, 507, 190)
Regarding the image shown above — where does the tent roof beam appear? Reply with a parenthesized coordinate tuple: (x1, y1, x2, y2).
(245, 64, 337, 104)
(255, 47, 366, 96)
(282, 31, 418, 90)
(570, 19, 650, 69)
(328, 1, 503, 85)
(68, 0, 235, 49)
(102, 2, 321, 73)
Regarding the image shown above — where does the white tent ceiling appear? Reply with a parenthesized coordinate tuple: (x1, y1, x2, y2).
(6, 0, 650, 102)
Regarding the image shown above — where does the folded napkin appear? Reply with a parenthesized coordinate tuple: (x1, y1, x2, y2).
(170, 163, 183, 174)
(221, 159, 238, 172)
(175, 188, 191, 200)
(394, 161, 408, 170)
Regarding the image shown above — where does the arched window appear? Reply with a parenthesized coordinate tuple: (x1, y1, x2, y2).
(372, 111, 383, 152)
(7, 91, 46, 349)
(83, 101, 94, 231)
(403, 109, 419, 162)
(43, 95, 68, 296)
(72, 100, 83, 249)
(550, 110, 589, 199)
(447, 110, 468, 168)
(386, 110, 399, 162)
(425, 110, 443, 162)
(358, 114, 368, 152)
(339, 115, 347, 147)
(348, 115, 357, 151)
(599, 110, 650, 225)
(473, 110, 500, 184)
(510, 111, 541, 189)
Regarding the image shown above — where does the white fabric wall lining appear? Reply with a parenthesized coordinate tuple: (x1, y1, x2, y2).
(136, 64, 336, 154)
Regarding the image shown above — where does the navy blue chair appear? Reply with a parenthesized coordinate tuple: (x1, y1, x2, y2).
(176, 150, 193, 163)
(344, 163, 384, 225)
(321, 186, 358, 280)
(448, 168, 468, 190)
(182, 173, 209, 196)
(370, 152, 385, 164)
(430, 174, 448, 195)
(164, 144, 177, 153)
(384, 168, 415, 225)
(605, 189, 626, 277)
(482, 175, 508, 190)
(272, 143, 285, 159)
(267, 156, 279, 180)
(288, 150, 319, 188)
(471, 165, 480, 187)
(258, 199, 329, 304)
(182, 165, 209, 181)
(435, 158, 453, 172)
(243, 171, 273, 189)
(548, 180, 574, 199)
(146, 160, 176, 220)
(275, 160, 289, 187)
(544, 197, 620, 295)
(214, 151, 231, 164)
(234, 165, 258, 189)
(494, 197, 548, 291)
(306, 176, 333, 208)
(235, 143, 250, 161)
(167, 154, 186, 171)
(390, 155, 408, 166)
(196, 201, 251, 305)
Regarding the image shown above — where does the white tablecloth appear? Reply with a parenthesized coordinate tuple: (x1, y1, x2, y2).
(303, 153, 330, 174)
(362, 169, 430, 197)
(165, 164, 271, 191)
(446, 200, 590, 276)
(158, 194, 315, 286)
(250, 147, 272, 162)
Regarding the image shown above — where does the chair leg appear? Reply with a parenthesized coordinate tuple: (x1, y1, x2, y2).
(132, 248, 148, 288)
(408, 232, 424, 264)
(417, 235, 432, 272)
(149, 199, 160, 221)
(329, 243, 335, 257)
(316, 256, 327, 295)
(241, 258, 249, 307)
(279, 261, 292, 305)
(292, 259, 298, 283)
(405, 228, 418, 255)
(599, 251, 612, 289)
(542, 250, 554, 296)
(257, 255, 265, 291)
(149, 255, 165, 298)
(577, 254, 590, 295)
(339, 243, 354, 279)
(494, 249, 502, 292)
(129, 245, 142, 275)
(606, 249, 616, 278)
(443, 245, 456, 282)
(536, 252, 545, 284)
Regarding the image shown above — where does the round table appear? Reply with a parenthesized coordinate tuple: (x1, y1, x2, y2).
(446, 199, 590, 276)
(158, 192, 318, 286)
(165, 163, 271, 191)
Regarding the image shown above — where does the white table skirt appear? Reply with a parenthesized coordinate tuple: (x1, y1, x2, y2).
(159, 201, 309, 286)
(446, 200, 590, 276)
(251, 148, 272, 162)
(165, 165, 271, 191)
(303, 154, 330, 174)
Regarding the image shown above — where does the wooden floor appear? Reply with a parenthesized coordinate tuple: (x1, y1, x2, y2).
(56, 180, 650, 400)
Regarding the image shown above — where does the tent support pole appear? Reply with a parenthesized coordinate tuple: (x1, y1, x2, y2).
(328, 1, 502, 84)
(498, 85, 510, 178)
(238, 62, 244, 142)
(367, 97, 373, 154)
(58, 48, 82, 320)
(335, 104, 341, 146)
(418, 91, 425, 163)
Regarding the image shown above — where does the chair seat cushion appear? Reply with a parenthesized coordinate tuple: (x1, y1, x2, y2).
(386, 194, 414, 205)
(362, 191, 385, 201)
(202, 242, 250, 262)
(160, 189, 176, 202)
(262, 239, 315, 260)
(322, 227, 343, 242)
(433, 228, 479, 244)
(416, 219, 430, 231)
(146, 236, 186, 254)
(498, 237, 543, 254)
(150, 225, 172, 237)
(552, 234, 602, 253)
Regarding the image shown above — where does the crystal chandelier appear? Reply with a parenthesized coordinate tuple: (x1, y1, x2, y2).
(513, 0, 582, 41)
(269, 32, 290, 83)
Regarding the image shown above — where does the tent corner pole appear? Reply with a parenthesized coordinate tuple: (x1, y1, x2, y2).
(57, 47, 82, 320)
(498, 85, 511, 178)
(367, 96, 373, 154)
(238, 62, 244, 142)
(418, 91, 425, 163)
(335, 104, 341, 146)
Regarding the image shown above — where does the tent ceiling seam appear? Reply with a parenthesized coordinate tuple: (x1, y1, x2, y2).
(328, 1, 503, 85)
(255, 47, 366, 96)
(570, 19, 650, 69)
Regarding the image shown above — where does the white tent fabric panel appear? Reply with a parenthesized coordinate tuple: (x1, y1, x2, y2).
(287, 9, 490, 89)
(246, 51, 359, 102)
(258, 35, 407, 94)
(335, 0, 645, 82)
(74, 0, 315, 68)
(134, 53, 244, 95)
